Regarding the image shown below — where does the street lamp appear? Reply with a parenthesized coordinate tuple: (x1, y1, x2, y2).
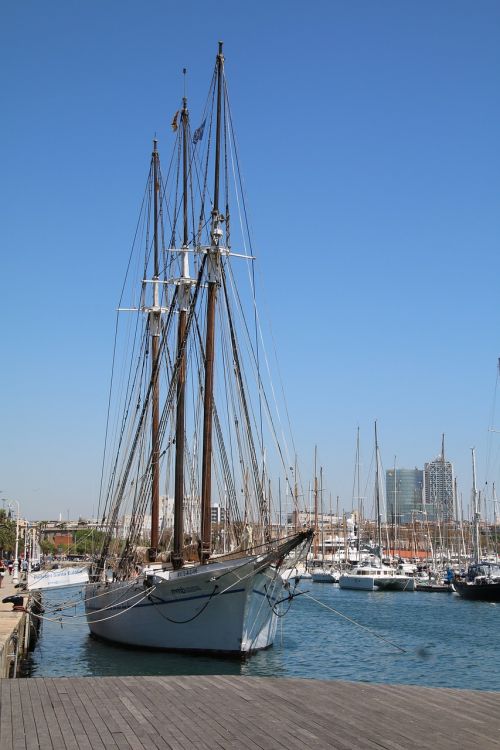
(2, 498, 21, 583)
(11, 501, 20, 583)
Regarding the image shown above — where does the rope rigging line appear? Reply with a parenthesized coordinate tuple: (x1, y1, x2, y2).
(38, 580, 135, 614)
(300, 591, 407, 654)
(191, 311, 243, 533)
(223, 113, 303, 505)
(98, 251, 208, 573)
(101, 231, 154, 527)
(98, 133, 192, 544)
(37, 583, 156, 620)
(221, 266, 270, 540)
(30, 586, 157, 626)
(97, 285, 180, 570)
(97, 172, 153, 520)
(94, 48, 316, 574)
(224, 257, 298, 511)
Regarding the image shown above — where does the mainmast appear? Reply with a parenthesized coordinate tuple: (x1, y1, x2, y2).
(172, 96, 190, 570)
(150, 139, 161, 560)
(200, 42, 224, 563)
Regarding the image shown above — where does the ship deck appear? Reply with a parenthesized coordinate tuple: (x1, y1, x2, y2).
(1, 674, 499, 749)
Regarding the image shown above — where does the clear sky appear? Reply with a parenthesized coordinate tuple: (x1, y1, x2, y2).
(1, 1, 499, 521)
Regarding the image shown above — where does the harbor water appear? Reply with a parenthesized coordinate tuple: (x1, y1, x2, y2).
(26, 583, 500, 690)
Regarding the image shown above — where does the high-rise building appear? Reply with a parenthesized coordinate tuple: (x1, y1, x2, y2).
(385, 468, 424, 523)
(424, 455, 454, 521)
(211, 504, 228, 524)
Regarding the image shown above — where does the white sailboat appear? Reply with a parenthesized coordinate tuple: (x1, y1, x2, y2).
(311, 464, 338, 582)
(84, 43, 312, 654)
(339, 422, 415, 592)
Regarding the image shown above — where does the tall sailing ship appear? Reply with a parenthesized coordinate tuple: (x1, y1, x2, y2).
(84, 43, 312, 654)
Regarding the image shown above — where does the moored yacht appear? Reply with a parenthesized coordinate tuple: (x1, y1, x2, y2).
(311, 567, 339, 583)
(338, 561, 415, 591)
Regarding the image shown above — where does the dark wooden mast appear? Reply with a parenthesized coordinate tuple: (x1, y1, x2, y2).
(172, 98, 189, 570)
(200, 42, 224, 563)
(150, 139, 161, 559)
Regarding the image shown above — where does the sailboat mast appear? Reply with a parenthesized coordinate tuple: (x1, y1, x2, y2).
(471, 447, 480, 564)
(374, 421, 382, 556)
(356, 427, 361, 557)
(494, 483, 499, 556)
(313, 446, 318, 559)
(200, 42, 224, 563)
(393, 456, 397, 560)
(441, 433, 449, 560)
(172, 97, 190, 570)
(150, 139, 161, 558)
(320, 467, 324, 561)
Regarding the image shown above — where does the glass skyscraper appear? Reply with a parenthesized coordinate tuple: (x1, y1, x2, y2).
(385, 468, 424, 523)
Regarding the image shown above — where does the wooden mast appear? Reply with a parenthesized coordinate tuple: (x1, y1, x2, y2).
(150, 139, 161, 560)
(200, 42, 224, 563)
(172, 96, 190, 570)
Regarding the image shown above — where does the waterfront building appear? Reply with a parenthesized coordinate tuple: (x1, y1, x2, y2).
(120, 496, 174, 540)
(424, 454, 454, 521)
(286, 510, 345, 530)
(210, 504, 228, 524)
(385, 468, 424, 524)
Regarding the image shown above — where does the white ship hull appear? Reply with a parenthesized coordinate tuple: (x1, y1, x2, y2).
(375, 576, 416, 591)
(281, 565, 312, 581)
(85, 555, 285, 654)
(339, 571, 416, 592)
(338, 574, 376, 590)
(28, 566, 89, 591)
(311, 568, 338, 583)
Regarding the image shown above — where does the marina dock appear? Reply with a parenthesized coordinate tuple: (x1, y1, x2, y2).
(0, 577, 31, 678)
(1, 674, 499, 749)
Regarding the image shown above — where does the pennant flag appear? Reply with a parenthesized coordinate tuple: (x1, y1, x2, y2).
(171, 111, 179, 132)
(193, 118, 206, 144)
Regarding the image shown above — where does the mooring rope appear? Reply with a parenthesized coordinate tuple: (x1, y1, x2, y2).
(28, 586, 157, 626)
(301, 591, 407, 653)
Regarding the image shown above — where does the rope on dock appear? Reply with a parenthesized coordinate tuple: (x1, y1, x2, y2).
(301, 591, 407, 653)
(28, 585, 157, 625)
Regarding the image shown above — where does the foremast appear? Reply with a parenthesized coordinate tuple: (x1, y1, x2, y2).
(172, 96, 191, 570)
(200, 41, 224, 563)
(149, 139, 161, 561)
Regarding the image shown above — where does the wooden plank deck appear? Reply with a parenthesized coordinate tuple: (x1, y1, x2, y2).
(1, 675, 499, 750)
(0, 577, 28, 678)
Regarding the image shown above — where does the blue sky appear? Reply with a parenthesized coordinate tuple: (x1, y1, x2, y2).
(1, 1, 499, 521)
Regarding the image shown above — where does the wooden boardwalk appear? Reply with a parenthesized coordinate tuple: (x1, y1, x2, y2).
(1, 675, 499, 749)
(0, 577, 29, 678)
